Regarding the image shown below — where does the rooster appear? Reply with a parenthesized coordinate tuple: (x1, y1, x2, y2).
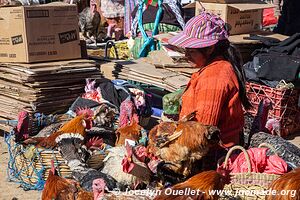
(154, 170, 225, 200)
(266, 167, 300, 200)
(121, 143, 152, 188)
(24, 108, 94, 149)
(14, 111, 30, 143)
(53, 132, 118, 192)
(57, 178, 107, 200)
(101, 146, 149, 190)
(71, 167, 118, 193)
(115, 120, 142, 146)
(147, 120, 220, 181)
(42, 160, 106, 200)
(42, 160, 77, 200)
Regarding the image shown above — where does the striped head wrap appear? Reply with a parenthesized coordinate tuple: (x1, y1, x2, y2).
(168, 11, 228, 49)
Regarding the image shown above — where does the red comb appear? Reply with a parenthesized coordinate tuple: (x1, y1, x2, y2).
(76, 107, 94, 118)
(86, 137, 104, 149)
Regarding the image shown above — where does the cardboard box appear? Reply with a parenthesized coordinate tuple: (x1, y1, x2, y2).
(184, 1, 274, 35)
(0, 3, 81, 63)
(200, 0, 253, 3)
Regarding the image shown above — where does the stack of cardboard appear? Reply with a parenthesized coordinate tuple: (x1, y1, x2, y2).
(0, 3, 103, 122)
(0, 59, 102, 120)
(102, 59, 190, 92)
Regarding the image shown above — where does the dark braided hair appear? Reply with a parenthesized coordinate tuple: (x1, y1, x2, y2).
(197, 39, 252, 110)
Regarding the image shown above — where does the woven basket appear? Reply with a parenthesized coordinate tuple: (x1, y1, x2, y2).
(220, 145, 281, 200)
(6, 134, 71, 190)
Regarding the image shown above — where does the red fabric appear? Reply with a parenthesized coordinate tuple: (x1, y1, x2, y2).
(263, 8, 278, 27)
(217, 148, 288, 176)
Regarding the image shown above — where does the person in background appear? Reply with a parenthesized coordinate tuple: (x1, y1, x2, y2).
(273, 0, 300, 36)
(168, 11, 251, 168)
(100, 0, 125, 40)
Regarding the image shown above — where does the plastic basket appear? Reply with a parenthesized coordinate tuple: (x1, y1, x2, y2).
(245, 82, 300, 136)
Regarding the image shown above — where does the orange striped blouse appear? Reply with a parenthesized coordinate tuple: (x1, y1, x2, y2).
(180, 59, 244, 148)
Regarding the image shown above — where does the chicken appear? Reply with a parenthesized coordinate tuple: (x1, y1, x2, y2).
(72, 168, 118, 192)
(86, 136, 104, 151)
(101, 146, 145, 190)
(249, 132, 300, 168)
(244, 99, 272, 147)
(78, 0, 102, 45)
(119, 98, 139, 128)
(266, 168, 300, 200)
(93, 103, 118, 128)
(42, 160, 77, 200)
(87, 126, 116, 147)
(154, 170, 225, 200)
(85, 179, 154, 200)
(115, 121, 142, 146)
(53, 132, 118, 192)
(121, 143, 152, 188)
(24, 108, 94, 149)
(55, 133, 89, 171)
(56, 178, 106, 200)
(147, 120, 220, 179)
(34, 122, 64, 138)
(14, 111, 30, 143)
(42, 160, 106, 200)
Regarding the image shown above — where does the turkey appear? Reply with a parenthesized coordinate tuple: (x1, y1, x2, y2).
(78, 0, 103, 45)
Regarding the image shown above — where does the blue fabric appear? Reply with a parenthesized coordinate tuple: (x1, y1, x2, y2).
(137, 0, 163, 58)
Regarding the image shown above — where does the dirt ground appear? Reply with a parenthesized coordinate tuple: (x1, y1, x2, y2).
(0, 137, 41, 200)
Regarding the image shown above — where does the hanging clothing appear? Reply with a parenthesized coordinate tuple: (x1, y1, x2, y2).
(131, 0, 185, 37)
(180, 58, 244, 148)
(130, 23, 181, 58)
(124, 0, 138, 35)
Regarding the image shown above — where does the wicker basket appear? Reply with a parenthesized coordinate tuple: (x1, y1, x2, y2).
(245, 81, 300, 136)
(220, 145, 281, 200)
(6, 134, 71, 190)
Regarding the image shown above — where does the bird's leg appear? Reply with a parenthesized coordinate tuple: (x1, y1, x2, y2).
(133, 179, 142, 190)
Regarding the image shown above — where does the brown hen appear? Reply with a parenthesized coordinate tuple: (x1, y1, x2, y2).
(148, 120, 220, 178)
(42, 160, 78, 200)
(115, 121, 142, 146)
(154, 170, 225, 200)
(266, 168, 300, 200)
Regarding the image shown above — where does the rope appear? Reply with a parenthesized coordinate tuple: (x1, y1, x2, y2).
(4, 131, 67, 191)
(5, 132, 46, 191)
(137, 0, 163, 58)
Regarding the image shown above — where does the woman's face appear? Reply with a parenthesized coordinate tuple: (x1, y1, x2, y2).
(185, 47, 214, 68)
